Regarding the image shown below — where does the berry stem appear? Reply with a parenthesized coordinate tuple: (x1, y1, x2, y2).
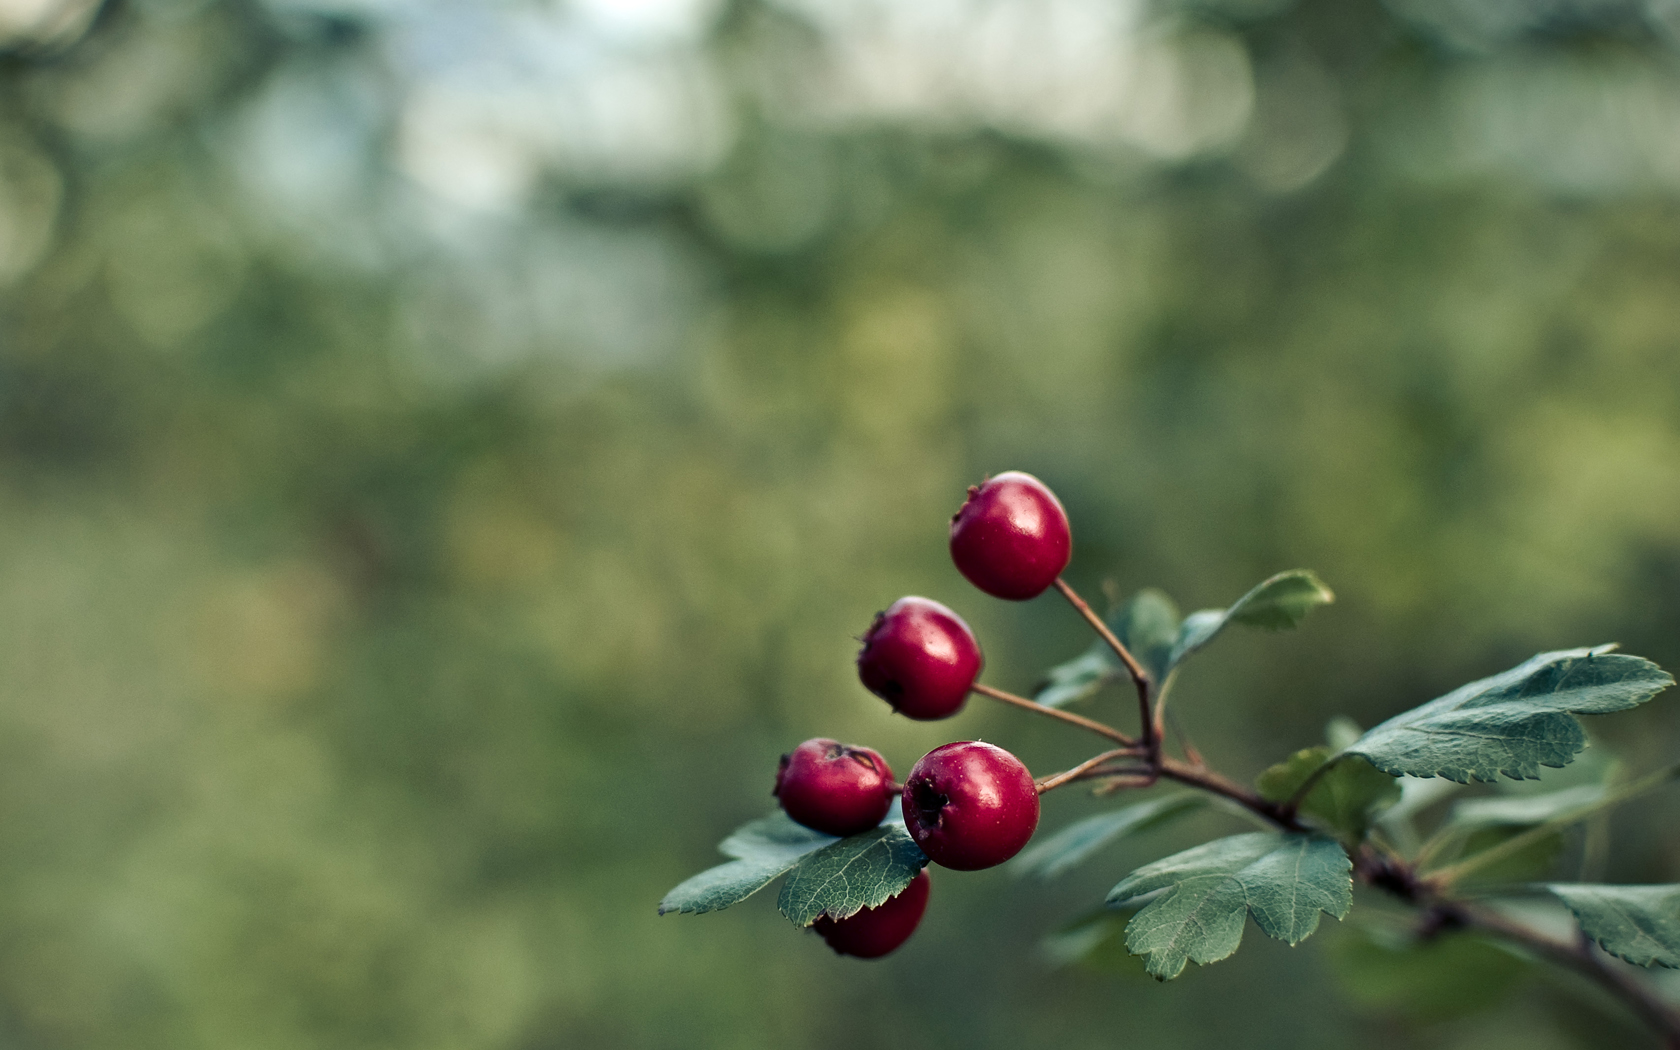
(1052, 578, 1154, 750)
(1156, 756, 1305, 832)
(970, 683, 1137, 748)
(1035, 748, 1144, 793)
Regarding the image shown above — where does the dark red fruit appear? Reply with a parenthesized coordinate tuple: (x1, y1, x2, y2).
(949, 471, 1072, 601)
(903, 741, 1039, 870)
(857, 596, 983, 720)
(813, 868, 930, 958)
(774, 738, 895, 837)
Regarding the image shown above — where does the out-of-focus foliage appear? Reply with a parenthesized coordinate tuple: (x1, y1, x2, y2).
(2, 0, 1680, 1047)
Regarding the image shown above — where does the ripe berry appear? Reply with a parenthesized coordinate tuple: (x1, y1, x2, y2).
(857, 596, 983, 720)
(903, 741, 1039, 870)
(774, 738, 896, 837)
(949, 471, 1072, 601)
(813, 868, 930, 958)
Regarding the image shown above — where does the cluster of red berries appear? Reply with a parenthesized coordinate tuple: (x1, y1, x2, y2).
(774, 472, 1073, 957)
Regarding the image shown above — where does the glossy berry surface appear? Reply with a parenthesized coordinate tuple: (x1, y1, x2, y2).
(903, 741, 1039, 870)
(813, 868, 930, 958)
(774, 738, 895, 837)
(857, 596, 983, 720)
(949, 471, 1072, 600)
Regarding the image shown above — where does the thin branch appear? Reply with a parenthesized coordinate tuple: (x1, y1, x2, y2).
(1445, 903, 1680, 1048)
(1427, 761, 1680, 887)
(1053, 577, 1155, 748)
(1092, 772, 1162, 795)
(970, 683, 1137, 748)
(1036, 748, 1139, 793)
(1157, 756, 1305, 832)
(1165, 707, 1204, 767)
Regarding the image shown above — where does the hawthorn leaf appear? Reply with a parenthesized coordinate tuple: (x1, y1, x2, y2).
(1256, 747, 1334, 802)
(1114, 588, 1182, 685)
(1448, 785, 1607, 829)
(1345, 647, 1674, 783)
(1106, 831, 1352, 980)
(1034, 589, 1180, 707)
(1013, 794, 1205, 880)
(777, 822, 927, 927)
(658, 812, 837, 915)
(1549, 884, 1680, 968)
(1257, 748, 1399, 842)
(1167, 570, 1334, 672)
(1034, 644, 1119, 709)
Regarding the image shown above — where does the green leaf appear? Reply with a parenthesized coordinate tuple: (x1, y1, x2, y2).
(1041, 911, 1157, 977)
(1033, 589, 1179, 707)
(1256, 747, 1333, 802)
(1256, 748, 1400, 842)
(658, 813, 837, 915)
(776, 822, 927, 927)
(1114, 588, 1182, 685)
(1166, 570, 1334, 672)
(1013, 794, 1205, 880)
(1345, 646, 1674, 783)
(1448, 785, 1607, 829)
(1106, 832, 1352, 980)
(1034, 644, 1119, 709)
(1549, 884, 1680, 968)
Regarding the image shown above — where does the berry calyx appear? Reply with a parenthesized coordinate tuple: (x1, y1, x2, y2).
(949, 471, 1072, 601)
(774, 738, 896, 837)
(813, 868, 931, 958)
(902, 741, 1039, 870)
(857, 596, 983, 720)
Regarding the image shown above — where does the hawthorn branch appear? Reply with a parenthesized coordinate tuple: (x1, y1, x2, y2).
(1157, 756, 1306, 832)
(1443, 903, 1680, 1048)
(1035, 748, 1141, 793)
(1053, 578, 1155, 749)
(1028, 697, 1680, 1047)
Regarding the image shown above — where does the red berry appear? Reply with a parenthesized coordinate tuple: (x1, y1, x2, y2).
(949, 472, 1072, 600)
(857, 597, 983, 720)
(813, 868, 930, 958)
(774, 738, 896, 837)
(903, 741, 1039, 870)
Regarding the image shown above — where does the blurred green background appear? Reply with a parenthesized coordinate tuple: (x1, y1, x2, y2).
(3, 0, 1680, 1046)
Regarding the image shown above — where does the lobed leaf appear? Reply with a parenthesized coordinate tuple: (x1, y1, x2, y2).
(1346, 646, 1673, 783)
(1549, 884, 1680, 968)
(658, 813, 837, 915)
(1167, 570, 1334, 672)
(1106, 831, 1352, 980)
(777, 822, 927, 927)
(1013, 794, 1204, 880)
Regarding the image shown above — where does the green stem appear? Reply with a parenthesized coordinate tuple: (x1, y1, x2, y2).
(970, 683, 1138, 748)
(1427, 762, 1680, 887)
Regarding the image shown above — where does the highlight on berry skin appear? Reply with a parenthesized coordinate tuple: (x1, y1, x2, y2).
(813, 868, 931, 958)
(949, 471, 1072, 601)
(856, 596, 983, 720)
(773, 738, 896, 837)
